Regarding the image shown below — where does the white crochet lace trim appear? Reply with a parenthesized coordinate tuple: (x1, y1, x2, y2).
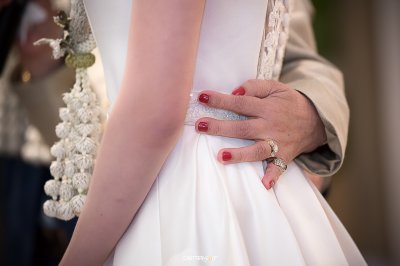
(257, 0, 290, 80)
(42, 0, 102, 221)
(44, 68, 103, 221)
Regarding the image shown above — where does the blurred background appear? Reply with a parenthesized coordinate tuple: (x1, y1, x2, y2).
(0, 0, 399, 265)
(312, 0, 400, 265)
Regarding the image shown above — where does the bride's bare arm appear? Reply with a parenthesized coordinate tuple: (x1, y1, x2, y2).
(60, 0, 205, 265)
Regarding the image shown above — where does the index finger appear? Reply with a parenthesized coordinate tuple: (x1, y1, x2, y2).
(237, 79, 284, 98)
(198, 90, 262, 117)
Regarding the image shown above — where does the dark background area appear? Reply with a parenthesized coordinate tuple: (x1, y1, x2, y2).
(312, 0, 400, 265)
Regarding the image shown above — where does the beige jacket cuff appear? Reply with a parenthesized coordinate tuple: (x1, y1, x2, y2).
(280, 0, 349, 176)
(290, 78, 348, 177)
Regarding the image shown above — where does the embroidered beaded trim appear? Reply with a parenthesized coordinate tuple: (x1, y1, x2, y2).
(257, 0, 291, 81)
(184, 92, 247, 125)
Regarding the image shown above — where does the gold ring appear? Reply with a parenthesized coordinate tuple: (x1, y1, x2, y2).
(267, 140, 279, 157)
(266, 157, 287, 172)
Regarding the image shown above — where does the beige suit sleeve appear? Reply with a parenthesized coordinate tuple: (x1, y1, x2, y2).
(280, 0, 349, 176)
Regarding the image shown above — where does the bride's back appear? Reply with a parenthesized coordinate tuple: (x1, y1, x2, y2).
(84, 0, 268, 109)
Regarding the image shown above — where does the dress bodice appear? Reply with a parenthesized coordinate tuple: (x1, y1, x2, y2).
(79, 2, 367, 266)
(83, 0, 289, 111)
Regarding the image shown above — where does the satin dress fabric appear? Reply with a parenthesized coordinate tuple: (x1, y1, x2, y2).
(83, 0, 366, 265)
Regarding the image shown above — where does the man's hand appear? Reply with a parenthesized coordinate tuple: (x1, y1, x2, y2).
(195, 79, 327, 190)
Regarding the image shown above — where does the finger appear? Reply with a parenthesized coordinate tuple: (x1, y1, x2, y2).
(261, 164, 283, 190)
(198, 90, 262, 117)
(216, 140, 273, 164)
(233, 79, 285, 98)
(195, 117, 265, 140)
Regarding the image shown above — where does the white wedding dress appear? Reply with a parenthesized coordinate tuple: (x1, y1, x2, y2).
(83, 0, 366, 265)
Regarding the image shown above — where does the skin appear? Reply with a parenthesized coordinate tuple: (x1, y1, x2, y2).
(60, 0, 205, 264)
(195, 79, 327, 190)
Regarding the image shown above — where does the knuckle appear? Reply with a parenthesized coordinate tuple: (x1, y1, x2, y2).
(234, 122, 252, 138)
(268, 79, 280, 87)
(209, 120, 221, 135)
(212, 94, 236, 111)
(244, 79, 262, 95)
(263, 81, 275, 96)
(231, 96, 247, 111)
(254, 80, 266, 95)
(254, 142, 270, 160)
(210, 94, 223, 107)
(279, 151, 291, 164)
(258, 120, 269, 135)
(246, 79, 257, 88)
(242, 79, 256, 88)
(234, 149, 246, 162)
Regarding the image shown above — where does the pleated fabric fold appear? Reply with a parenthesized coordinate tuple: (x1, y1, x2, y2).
(105, 127, 364, 265)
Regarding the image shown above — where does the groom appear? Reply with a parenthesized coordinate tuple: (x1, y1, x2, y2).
(195, 0, 347, 194)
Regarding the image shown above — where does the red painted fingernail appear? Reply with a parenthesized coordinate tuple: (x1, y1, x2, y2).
(232, 87, 246, 96)
(267, 180, 275, 190)
(198, 122, 208, 132)
(222, 151, 232, 161)
(198, 93, 210, 103)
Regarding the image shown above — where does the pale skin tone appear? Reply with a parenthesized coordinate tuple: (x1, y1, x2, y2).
(60, 0, 205, 265)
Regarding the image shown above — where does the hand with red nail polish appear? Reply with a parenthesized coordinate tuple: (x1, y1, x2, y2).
(232, 87, 246, 96)
(195, 79, 328, 190)
(198, 93, 210, 103)
(222, 151, 232, 162)
(266, 180, 275, 190)
(197, 121, 208, 132)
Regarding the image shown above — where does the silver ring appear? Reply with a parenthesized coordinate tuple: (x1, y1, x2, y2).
(267, 140, 279, 157)
(266, 157, 287, 172)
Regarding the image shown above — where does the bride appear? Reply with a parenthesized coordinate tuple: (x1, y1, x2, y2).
(60, 0, 366, 265)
